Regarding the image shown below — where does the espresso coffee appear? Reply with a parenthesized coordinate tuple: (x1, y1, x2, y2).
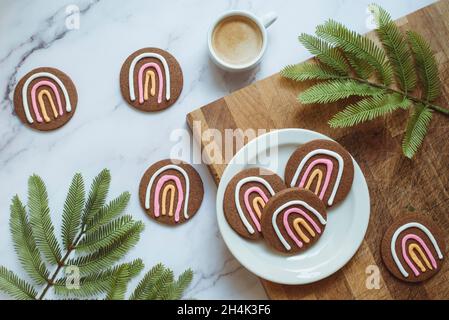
(212, 15, 263, 66)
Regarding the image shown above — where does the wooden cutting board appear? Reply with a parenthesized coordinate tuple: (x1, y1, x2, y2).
(187, 0, 449, 299)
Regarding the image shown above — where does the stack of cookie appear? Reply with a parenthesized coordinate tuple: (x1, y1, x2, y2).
(223, 139, 354, 254)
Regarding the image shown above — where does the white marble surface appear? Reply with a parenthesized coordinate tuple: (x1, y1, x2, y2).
(0, 0, 434, 299)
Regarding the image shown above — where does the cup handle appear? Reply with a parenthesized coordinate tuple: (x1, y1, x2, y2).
(261, 12, 278, 29)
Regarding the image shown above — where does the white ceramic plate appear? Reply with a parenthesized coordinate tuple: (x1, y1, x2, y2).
(216, 128, 370, 285)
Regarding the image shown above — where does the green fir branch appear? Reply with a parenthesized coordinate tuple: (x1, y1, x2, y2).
(1, 170, 194, 300)
(299, 79, 384, 104)
(329, 94, 410, 127)
(298, 34, 349, 74)
(28, 175, 62, 265)
(54, 259, 144, 298)
(402, 104, 433, 159)
(9, 196, 49, 285)
(281, 4, 448, 158)
(316, 19, 394, 85)
(82, 169, 111, 225)
(0, 266, 37, 300)
(281, 62, 342, 81)
(85, 191, 131, 232)
(407, 31, 441, 101)
(370, 4, 417, 92)
(61, 173, 85, 250)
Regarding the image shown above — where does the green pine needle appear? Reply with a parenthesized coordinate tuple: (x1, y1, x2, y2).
(67, 222, 144, 275)
(85, 191, 131, 232)
(281, 63, 343, 81)
(370, 4, 416, 92)
(407, 31, 441, 101)
(0, 266, 37, 300)
(148, 268, 174, 300)
(61, 173, 85, 250)
(299, 79, 384, 104)
(76, 215, 137, 252)
(316, 19, 393, 85)
(83, 169, 111, 225)
(298, 33, 349, 75)
(345, 55, 375, 80)
(28, 175, 62, 265)
(54, 259, 144, 298)
(329, 94, 410, 127)
(105, 265, 132, 300)
(129, 263, 165, 300)
(170, 269, 194, 300)
(9, 195, 49, 285)
(402, 104, 433, 158)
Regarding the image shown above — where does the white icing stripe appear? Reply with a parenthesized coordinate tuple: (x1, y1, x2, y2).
(235, 176, 276, 234)
(145, 164, 190, 219)
(129, 52, 170, 101)
(272, 200, 326, 251)
(22, 72, 72, 124)
(290, 149, 344, 206)
(391, 222, 444, 278)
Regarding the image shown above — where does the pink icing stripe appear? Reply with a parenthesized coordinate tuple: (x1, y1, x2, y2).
(154, 175, 184, 222)
(243, 186, 269, 233)
(282, 207, 322, 248)
(298, 159, 333, 200)
(401, 234, 437, 277)
(137, 63, 163, 104)
(30, 80, 64, 122)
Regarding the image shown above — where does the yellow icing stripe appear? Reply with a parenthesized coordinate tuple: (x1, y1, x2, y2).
(144, 70, 156, 101)
(305, 168, 323, 195)
(252, 196, 265, 219)
(161, 184, 175, 217)
(37, 89, 57, 122)
(293, 218, 315, 243)
(408, 243, 432, 272)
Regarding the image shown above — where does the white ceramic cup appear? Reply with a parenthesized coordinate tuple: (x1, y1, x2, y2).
(208, 10, 277, 72)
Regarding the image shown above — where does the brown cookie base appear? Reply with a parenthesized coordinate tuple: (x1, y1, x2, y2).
(120, 47, 183, 112)
(223, 168, 286, 240)
(381, 214, 445, 283)
(13, 67, 77, 131)
(284, 139, 354, 208)
(139, 159, 203, 226)
(261, 188, 327, 254)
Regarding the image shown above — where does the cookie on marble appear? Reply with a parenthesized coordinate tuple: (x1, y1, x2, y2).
(120, 47, 183, 112)
(284, 139, 354, 208)
(13, 67, 77, 131)
(381, 214, 445, 283)
(223, 168, 286, 240)
(261, 188, 327, 254)
(139, 159, 203, 225)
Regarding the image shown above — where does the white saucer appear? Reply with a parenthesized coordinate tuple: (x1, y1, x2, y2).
(216, 128, 370, 285)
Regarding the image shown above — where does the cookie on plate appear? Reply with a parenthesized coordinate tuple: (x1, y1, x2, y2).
(381, 214, 445, 283)
(223, 168, 286, 240)
(139, 159, 203, 225)
(120, 47, 183, 112)
(261, 188, 327, 254)
(284, 139, 354, 208)
(13, 67, 78, 131)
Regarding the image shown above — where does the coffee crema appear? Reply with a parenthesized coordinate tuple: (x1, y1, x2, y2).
(212, 15, 263, 66)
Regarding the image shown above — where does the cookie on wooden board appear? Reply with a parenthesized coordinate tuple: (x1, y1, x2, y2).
(261, 188, 327, 254)
(120, 47, 183, 112)
(223, 168, 286, 240)
(284, 139, 354, 208)
(139, 159, 203, 225)
(381, 214, 445, 283)
(13, 67, 78, 131)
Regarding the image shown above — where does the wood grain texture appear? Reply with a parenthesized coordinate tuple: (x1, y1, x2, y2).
(187, 0, 449, 300)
